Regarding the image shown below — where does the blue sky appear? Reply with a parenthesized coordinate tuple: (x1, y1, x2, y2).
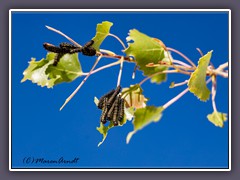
(11, 11, 229, 169)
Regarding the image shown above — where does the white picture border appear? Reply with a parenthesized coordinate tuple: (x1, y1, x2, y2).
(9, 9, 231, 171)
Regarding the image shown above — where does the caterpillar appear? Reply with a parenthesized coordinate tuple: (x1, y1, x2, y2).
(84, 40, 94, 48)
(59, 42, 78, 49)
(118, 98, 125, 122)
(53, 52, 64, 66)
(100, 98, 108, 124)
(112, 96, 120, 126)
(107, 85, 121, 108)
(69, 47, 83, 54)
(60, 43, 83, 54)
(98, 89, 115, 109)
(43, 43, 62, 53)
(106, 96, 119, 120)
(81, 40, 96, 56)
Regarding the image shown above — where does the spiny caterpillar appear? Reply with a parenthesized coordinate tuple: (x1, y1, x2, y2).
(97, 89, 115, 109)
(43, 40, 96, 66)
(97, 86, 125, 126)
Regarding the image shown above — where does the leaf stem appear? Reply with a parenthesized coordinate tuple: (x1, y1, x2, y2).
(101, 53, 134, 62)
(45, 25, 82, 47)
(211, 75, 217, 112)
(108, 33, 127, 49)
(83, 59, 122, 75)
(196, 48, 204, 57)
(170, 80, 188, 88)
(117, 57, 124, 87)
(167, 47, 196, 68)
(163, 78, 212, 109)
(139, 70, 178, 86)
(60, 55, 102, 111)
(172, 59, 192, 68)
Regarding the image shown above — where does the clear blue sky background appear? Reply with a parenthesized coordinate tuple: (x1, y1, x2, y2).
(11, 11, 229, 169)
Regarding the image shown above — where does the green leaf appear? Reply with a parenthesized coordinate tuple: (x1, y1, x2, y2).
(46, 53, 82, 85)
(126, 106, 164, 144)
(124, 29, 168, 84)
(96, 117, 127, 147)
(207, 111, 227, 128)
(21, 52, 82, 88)
(121, 84, 148, 109)
(92, 21, 113, 51)
(188, 51, 212, 101)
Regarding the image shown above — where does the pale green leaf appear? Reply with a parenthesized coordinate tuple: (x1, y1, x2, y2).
(21, 52, 82, 88)
(124, 29, 168, 84)
(207, 111, 227, 128)
(188, 51, 212, 101)
(121, 84, 148, 109)
(126, 106, 164, 144)
(21, 57, 55, 88)
(97, 117, 127, 147)
(92, 21, 113, 51)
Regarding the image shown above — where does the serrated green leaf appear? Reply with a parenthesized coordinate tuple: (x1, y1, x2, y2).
(207, 111, 227, 128)
(124, 29, 168, 84)
(92, 21, 113, 51)
(126, 106, 164, 144)
(21, 57, 57, 88)
(21, 52, 82, 88)
(46, 53, 82, 85)
(97, 117, 127, 147)
(188, 51, 212, 101)
(121, 84, 148, 109)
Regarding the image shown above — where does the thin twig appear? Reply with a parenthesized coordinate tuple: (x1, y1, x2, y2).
(211, 75, 217, 112)
(196, 48, 204, 57)
(163, 87, 189, 109)
(172, 59, 192, 68)
(170, 80, 188, 88)
(147, 62, 194, 71)
(45, 25, 82, 47)
(132, 65, 138, 79)
(163, 78, 212, 109)
(117, 57, 124, 87)
(139, 70, 178, 86)
(60, 55, 102, 111)
(101, 54, 134, 62)
(167, 47, 196, 68)
(84, 59, 121, 75)
(108, 33, 127, 49)
(217, 62, 228, 71)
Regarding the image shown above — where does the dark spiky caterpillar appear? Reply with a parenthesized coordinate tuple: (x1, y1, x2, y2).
(100, 98, 108, 124)
(43, 40, 96, 66)
(112, 96, 120, 126)
(107, 85, 121, 108)
(98, 89, 115, 109)
(118, 98, 125, 121)
(81, 40, 96, 56)
(106, 97, 118, 120)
